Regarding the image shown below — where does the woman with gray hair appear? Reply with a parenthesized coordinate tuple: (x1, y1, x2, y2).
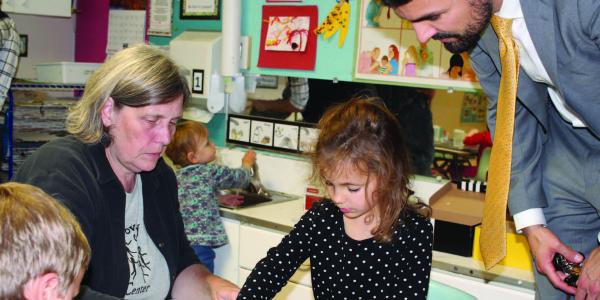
(14, 45, 240, 300)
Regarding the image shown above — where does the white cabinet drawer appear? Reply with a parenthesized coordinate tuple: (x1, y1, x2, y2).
(240, 267, 315, 300)
(239, 223, 312, 287)
(239, 223, 286, 269)
(214, 218, 240, 284)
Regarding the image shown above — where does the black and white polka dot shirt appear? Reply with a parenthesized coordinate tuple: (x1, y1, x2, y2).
(238, 200, 433, 299)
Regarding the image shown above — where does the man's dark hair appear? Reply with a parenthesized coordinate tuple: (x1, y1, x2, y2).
(381, 0, 412, 7)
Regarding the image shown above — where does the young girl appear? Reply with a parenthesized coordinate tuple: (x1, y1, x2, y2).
(237, 98, 433, 299)
(165, 120, 256, 273)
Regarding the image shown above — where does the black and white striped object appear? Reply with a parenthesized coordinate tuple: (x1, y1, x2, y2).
(456, 179, 487, 193)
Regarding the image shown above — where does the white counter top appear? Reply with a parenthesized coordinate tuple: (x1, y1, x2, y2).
(220, 197, 304, 233)
(220, 199, 535, 290)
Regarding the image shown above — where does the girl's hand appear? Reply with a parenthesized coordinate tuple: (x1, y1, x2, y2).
(218, 194, 244, 207)
(242, 150, 256, 169)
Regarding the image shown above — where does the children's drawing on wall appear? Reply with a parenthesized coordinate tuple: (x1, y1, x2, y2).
(265, 16, 310, 52)
(274, 123, 299, 150)
(250, 120, 274, 146)
(299, 127, 320, 153)
(356, 0, 480, 89)
(229, 117, 251, 142)
(460, 92, 487, 123)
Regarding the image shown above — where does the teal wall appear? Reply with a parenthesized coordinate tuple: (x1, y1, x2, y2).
(151, 0, 359, 81)
(241, 0, 359, 82)
(150, 1, 360, 146)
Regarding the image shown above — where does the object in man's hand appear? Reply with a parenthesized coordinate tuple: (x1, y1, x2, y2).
(553, 253, 584, 287)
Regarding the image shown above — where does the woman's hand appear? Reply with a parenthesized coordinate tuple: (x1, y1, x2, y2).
(172, 264, 240, 300)
(207, 274, 240, 300)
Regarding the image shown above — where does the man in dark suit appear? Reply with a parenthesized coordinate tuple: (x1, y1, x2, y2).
(383, 0, 600, 298)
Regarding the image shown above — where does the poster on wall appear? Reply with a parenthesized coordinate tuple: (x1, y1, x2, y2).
(257, 5, 318, 70)
(148, 0, 172, 36)
(107, 10, 147, 56)
(460, 92, 487, 123)
(355, 0, 480, 90)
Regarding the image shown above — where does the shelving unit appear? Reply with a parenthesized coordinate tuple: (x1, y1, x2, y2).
(2, 83, 84, 180)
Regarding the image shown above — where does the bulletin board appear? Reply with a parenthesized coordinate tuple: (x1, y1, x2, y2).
(354, 0, 481, 91)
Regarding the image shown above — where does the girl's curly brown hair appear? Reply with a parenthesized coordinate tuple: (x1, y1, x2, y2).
(312, 97, 430, 242)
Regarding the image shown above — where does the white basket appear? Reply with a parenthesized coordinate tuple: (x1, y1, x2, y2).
(35, 62, 101, 84)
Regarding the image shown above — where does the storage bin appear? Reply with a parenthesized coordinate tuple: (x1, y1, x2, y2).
(35, 62, 101, 84)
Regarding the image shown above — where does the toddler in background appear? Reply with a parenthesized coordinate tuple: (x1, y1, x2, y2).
(165, 120, 256, 273)
(0, 182, 90, 300)
(237, 98, 433, 299)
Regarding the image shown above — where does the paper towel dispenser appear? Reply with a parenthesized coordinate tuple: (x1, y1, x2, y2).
(170, 31, 222, 99)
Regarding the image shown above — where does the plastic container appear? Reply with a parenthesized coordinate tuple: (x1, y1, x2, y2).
(305, 181, 327, 210)
(35, 62, 101, 84)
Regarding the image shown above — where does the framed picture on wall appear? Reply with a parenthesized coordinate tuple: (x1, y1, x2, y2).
(180, 0, 220, 19)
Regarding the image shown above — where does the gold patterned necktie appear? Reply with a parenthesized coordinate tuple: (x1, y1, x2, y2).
(480, 16, 520, 269)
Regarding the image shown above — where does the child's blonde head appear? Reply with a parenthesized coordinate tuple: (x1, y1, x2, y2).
(313, 98, 427, 242)
(0, 182, 90, 299)
(166, 120, 209, 167)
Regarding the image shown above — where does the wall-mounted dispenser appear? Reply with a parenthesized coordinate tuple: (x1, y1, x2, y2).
(170, 31, 225, 115)
(170, 31, 222, 99)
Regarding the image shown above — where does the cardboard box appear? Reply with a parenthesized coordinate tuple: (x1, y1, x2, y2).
(35, 62, 101, 84)
(430, 185, 533, 271)
(431, 185, 484, 257)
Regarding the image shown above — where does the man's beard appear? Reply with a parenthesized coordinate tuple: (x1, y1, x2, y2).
(433, 0, 493, 53)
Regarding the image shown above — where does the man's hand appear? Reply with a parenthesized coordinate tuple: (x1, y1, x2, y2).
(576, 246, 600, 300)
(523, 225, 582, 295)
